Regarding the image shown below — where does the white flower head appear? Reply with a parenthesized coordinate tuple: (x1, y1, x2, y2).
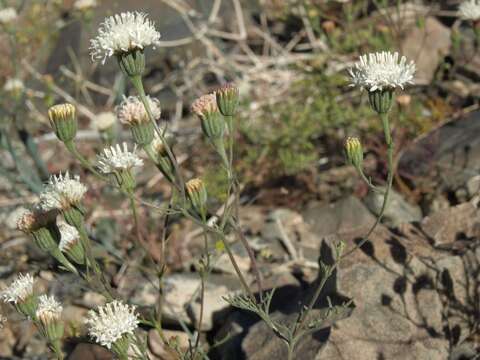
(97, 142, 143, 174)
(93, 111, 116, 131)
(349, 51, 416, 92)
(1, 273, 34, 304)
(38, 172, 87, 211)
(58, 223, 80, 252)
(36, 295, 63, 323)
(459, 0, 480, 20)
(85, 300, 139, 349)
(90, 12, 161, 64)
(74, 0, 98, 11)
(0, 7, 18, 24)
(3, 78, 24, 93)
(116, 95, 161, 126)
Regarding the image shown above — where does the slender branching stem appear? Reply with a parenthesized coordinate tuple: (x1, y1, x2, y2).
(128, 191, 143, 245)
(287, 111, 395, 357)
(129, 75, 186, 201)
(64, 141, 106, 180)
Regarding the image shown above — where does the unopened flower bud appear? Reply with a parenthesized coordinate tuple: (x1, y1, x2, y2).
(186, 178, 208, 215)
(345, 137, 363, 169)
(215, 84, 239, 117)
(149, 135, 176, 183)
(48, 103, 78, 143)
(192, 94, 225, 139)
(116, 96, 160, 146)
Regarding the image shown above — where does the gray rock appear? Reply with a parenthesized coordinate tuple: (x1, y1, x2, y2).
(449, 342, 478, 360)
(364, 187, 422, 226)
(213, 241, 251, 275)
(303, 196, 376, 238)
(398, 111, 480, 191)
(148, 329, 191, 360)
(166, 273, 245, 330)
(466, 175, 480, 197)
(402, 17, 451, 85)
(420, 201, 480, 247)
(69, 343, 112, 360)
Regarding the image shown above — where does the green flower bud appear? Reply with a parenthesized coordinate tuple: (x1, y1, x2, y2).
(345, 136, 363, 169)
(186, 178, 208, 215)
(150, 135, 176, 183)
(48, 103, 78, 143)
(192, 94, 225, 139)
(215, 83, 239, 117)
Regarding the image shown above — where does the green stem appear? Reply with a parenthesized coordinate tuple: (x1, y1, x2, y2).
(128, 191, 143, 247)
(291, 111, 395, 344)
(129, 75, 186, 199)
(231, 223, 264, 300)
(357, 166, 383, 194)
(221, 234, 256, 303)
(287, 342, 295, 360)
(64, 141, 105, 180)
(342, 112, 393, 258)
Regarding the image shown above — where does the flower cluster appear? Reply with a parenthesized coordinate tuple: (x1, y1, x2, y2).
(97, 142, 143, 174)
(85, 300, 139, 349)
(38, 172, 87, 211)
(116, 95, 160, 125)
(459, 0, 480, 21)
(1, 273, 34, 304)
(90, 12, 161, 64)
(349, 51, 415, 92)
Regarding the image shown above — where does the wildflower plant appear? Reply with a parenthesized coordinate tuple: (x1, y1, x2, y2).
(8, 7, 416, 360)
